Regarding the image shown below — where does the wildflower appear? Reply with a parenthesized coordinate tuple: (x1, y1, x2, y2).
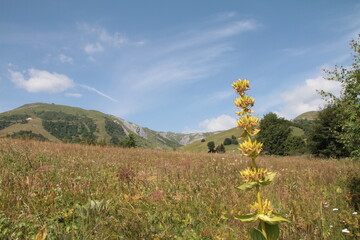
(240, 167, 270, 183)
(239, 139, 263, 159)
(234, 95, 255, 113)
(232, 79, 250, 96)
(342, 228, 350, 234)
(333, 208, 339, 211)
(236, 115, 260, 136)
(250, 199, 273, 215)
(353, 211, 358, 215)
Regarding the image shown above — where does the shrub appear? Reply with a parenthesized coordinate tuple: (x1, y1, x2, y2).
(216, 144, 226, 153)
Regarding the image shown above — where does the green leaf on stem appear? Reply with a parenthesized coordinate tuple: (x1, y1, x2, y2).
(260, 172, 277, 186)
(235, 213, 258, 222)
(258, 213, 290, 224)
(249, 227, 266, 240)
(263, 222, 280, 240)
(236, 181, 259, 191)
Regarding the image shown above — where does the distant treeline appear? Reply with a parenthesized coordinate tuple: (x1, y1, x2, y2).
(6, 130, 48, 141)
(0, 114, 30, 130)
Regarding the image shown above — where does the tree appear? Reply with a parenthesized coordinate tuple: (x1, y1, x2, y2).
(257, 113, 291, 155)
(307, 105, 349, 158)
(207, 141, 216, 153)
(110, 136, 120, 146)
(124, 133, 136, 148)
(319, 35, 360, 159)
(284, 136, 306, 156)
(223, 138, 232, 145)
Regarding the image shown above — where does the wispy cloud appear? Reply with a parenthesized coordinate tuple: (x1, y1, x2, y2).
(84, 42, 104, 54)
(213, 11, 237, 22)
(123, 21, 256, 91)
(78, 23, 128, 46)
(78, 23, 144, 55)
(161, 20, 258, 55)
(58, 54, 73, 64)
(111, 18, 257, 117)
(131, 46, 230, 91)
(78, 84, 119, 103)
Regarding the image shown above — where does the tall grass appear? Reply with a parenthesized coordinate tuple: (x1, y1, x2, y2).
(0, 138, 358, 239)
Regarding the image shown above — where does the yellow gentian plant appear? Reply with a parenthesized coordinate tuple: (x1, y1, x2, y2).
(232, 79, 289, 240)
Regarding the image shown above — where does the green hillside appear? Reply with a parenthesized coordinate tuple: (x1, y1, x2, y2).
(293, 111, 319, 121)
(0, 103, 209, 149)
(179, 127, 242, 153)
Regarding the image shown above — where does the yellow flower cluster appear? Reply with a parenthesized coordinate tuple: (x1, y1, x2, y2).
(232, 79, 250, 96)
(232, 78, 262, 158)
(234, 96, 255, 115)
(234, 95, 254, 109)
(250, 199, 274, 215)
(240, 167, 269, 183)
(237, 115, 260, 136)
(239, 139, 263, 159)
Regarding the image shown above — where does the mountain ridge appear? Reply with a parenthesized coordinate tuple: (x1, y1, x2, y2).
(0, 102, 215, 149)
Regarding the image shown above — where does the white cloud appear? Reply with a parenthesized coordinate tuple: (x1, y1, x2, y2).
(84, 42, 104, 54)
(9, 68, 119, 103)
(278, 76, 342, 119)
(58, 54, 73, 64)
(65, 93, 82, 98)
(9, 69, 74, 93)
(199, 114, 237, 132)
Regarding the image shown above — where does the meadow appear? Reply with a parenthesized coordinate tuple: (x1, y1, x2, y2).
(0, 139, 359, 239)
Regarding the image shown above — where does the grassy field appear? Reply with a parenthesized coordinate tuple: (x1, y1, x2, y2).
(0, 139, 359, 239)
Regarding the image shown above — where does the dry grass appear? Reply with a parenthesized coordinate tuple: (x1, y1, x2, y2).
(0, 139, 358, 239)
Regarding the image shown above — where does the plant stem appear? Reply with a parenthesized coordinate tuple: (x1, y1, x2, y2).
(251, 157, 258, 169)
(257, 186, 267, 238)
(256, 186, 263, 214)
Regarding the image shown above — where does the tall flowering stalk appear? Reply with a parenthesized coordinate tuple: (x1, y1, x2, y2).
(232, 79, 288, 240)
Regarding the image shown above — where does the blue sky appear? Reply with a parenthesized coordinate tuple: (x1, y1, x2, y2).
(1, 1, 359, 133)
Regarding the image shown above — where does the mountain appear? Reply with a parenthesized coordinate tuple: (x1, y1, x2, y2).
(0, 103, 214, 149)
